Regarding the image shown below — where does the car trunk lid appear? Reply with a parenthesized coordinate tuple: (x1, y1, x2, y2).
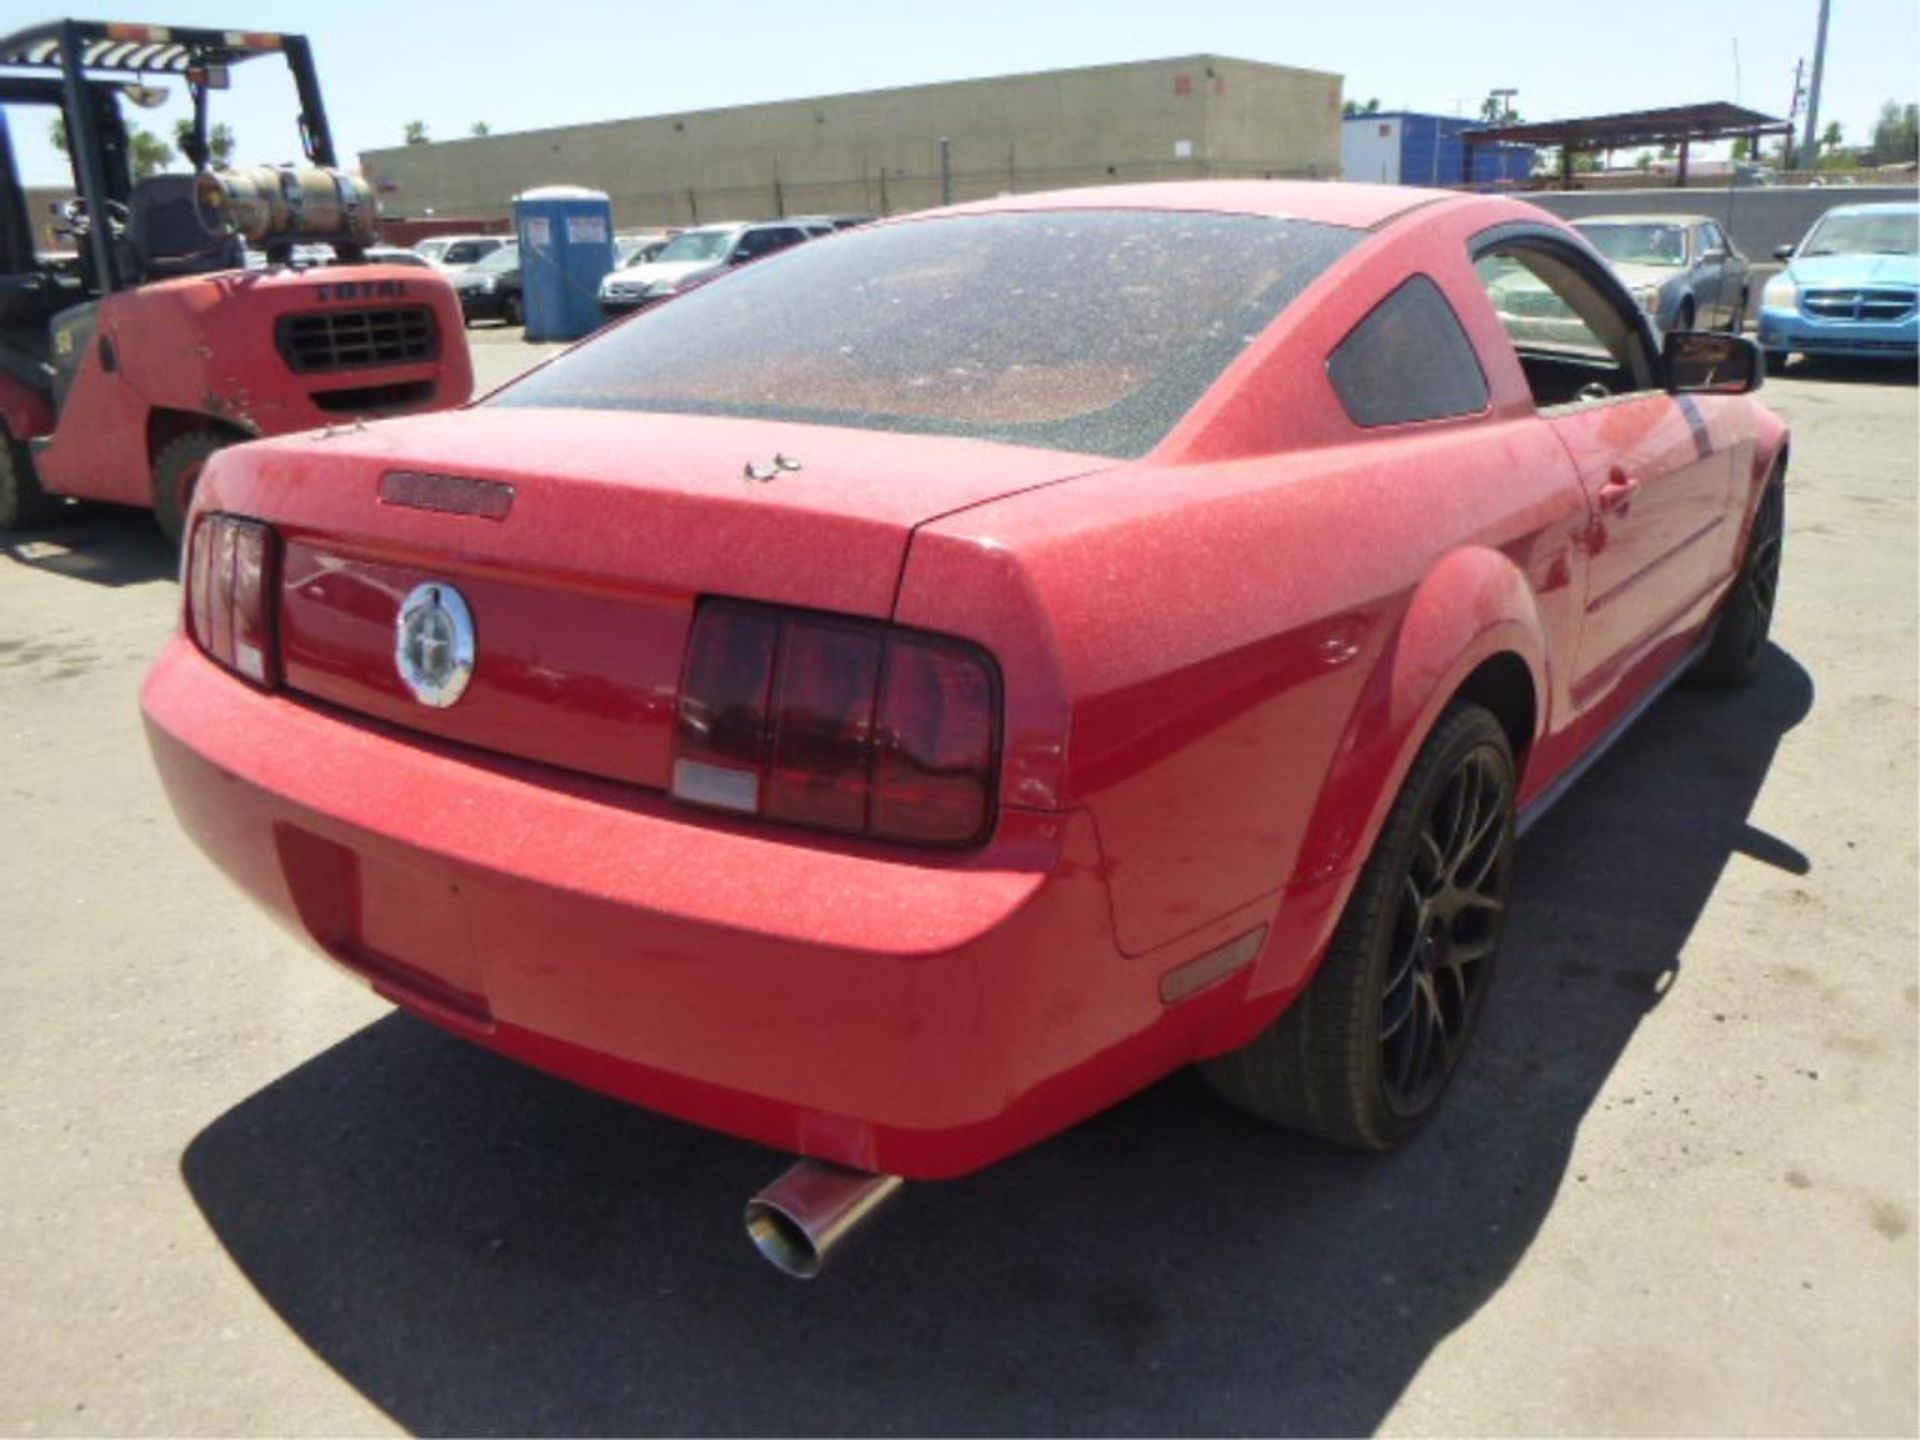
(204, 407, 1105, 792)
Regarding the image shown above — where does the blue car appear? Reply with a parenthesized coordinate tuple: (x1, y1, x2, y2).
(1759, 202, 1918, 366)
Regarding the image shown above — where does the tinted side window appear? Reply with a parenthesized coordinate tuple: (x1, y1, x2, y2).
(735, 228, 798, 262)
(1328, 275, 1489, 428)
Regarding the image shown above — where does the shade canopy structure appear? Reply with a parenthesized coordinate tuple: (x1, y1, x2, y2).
(1462, 102, 1792, 186)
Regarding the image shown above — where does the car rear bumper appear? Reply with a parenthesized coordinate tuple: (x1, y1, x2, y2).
(1758, 305, 1918, 358)
(140, 637, 1285, 1178)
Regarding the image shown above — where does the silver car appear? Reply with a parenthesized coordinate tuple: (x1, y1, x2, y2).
(1573, 214, 1752, 333)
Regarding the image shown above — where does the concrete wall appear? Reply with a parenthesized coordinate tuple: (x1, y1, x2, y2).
(360, 54, 1342, 228)
(1524, 184, 1919, 264)
(1198, 59, 1343, 179)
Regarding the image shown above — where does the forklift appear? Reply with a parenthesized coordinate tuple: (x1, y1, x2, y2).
(0, 20, 473, 540)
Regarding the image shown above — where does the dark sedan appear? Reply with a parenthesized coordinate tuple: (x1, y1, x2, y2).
(450, 242, 523, 327)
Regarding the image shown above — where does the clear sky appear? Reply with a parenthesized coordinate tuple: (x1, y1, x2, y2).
(7, 0, 1916, 187)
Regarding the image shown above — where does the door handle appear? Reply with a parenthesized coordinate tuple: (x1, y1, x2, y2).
(1598, 472, 1640, 512)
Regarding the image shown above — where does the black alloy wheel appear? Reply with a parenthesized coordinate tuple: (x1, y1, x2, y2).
(1378, 743, 1511, 1116)
(1201, 703, 1517, 1149)
(1696, 478, 1784, 686)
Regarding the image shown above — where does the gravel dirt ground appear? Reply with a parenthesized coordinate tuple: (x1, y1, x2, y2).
(1, 337, 1914, 1437)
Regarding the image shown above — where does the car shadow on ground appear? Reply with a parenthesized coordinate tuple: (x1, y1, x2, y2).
(181, 645, 1814, 1437)
(0, 504, 174, 588)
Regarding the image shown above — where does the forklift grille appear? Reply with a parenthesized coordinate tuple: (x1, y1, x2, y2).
(276, 306, 437, 374)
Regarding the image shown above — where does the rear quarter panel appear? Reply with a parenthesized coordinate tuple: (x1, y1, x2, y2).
(899, 196, 1595, 982)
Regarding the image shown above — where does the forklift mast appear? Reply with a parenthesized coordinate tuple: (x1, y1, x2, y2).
(0, 20, 341, 291)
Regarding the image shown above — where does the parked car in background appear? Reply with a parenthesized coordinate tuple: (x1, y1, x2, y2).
(1759, 202, 1918, 367)
(145, 182, 1786, 1277)
(614, 231, 676, 268)
(356, 246, 433, 269)
(1573, 215, 1751, 333)
(598, 220, 817, 316)
(789, 213, 877, 232)
(450, 241, 523, 326)
(415, 234, 509, 270)
(596, 233, 677, 313)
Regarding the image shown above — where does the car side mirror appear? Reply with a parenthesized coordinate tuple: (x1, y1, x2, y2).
(1772, 243, 1796, 262)
(1666, 330, 1762, 395)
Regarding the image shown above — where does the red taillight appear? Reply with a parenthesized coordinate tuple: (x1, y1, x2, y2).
(673, 600, 999, 847)
(185, 514, 279, 688)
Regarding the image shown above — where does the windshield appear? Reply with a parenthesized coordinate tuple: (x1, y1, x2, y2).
(1577, 222, 1689, 267)
(473, 244, 519, 273)
(653, 229, 738, 263)
(1800, 210, 1919, 257)
(492, 210, 1360, 459)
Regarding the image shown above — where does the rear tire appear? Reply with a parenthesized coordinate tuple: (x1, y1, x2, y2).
(1200, 704, 1516, 1150)
(1728, 291, 1749, 336)
(1695, 477, 1783, 687)
(502, 292, 523, 327)
(1674, 297, 1697, 332)
(0, 422, 58, 533)
(153, 430, 234, 548)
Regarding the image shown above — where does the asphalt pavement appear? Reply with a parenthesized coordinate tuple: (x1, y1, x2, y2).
(1, 344, 1913, 1436)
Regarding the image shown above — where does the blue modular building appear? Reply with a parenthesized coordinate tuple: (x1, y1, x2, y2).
(1342, 113, 1536, 187)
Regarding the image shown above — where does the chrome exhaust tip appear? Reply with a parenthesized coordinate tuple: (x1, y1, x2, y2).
(744, 1160, 904, 1279)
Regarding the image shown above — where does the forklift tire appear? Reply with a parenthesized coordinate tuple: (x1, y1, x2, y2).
(0, 423, 58, 534)
(153, 430, 235, 548)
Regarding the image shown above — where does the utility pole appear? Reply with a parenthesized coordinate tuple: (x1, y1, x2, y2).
(1784, 57, 1806, 169)
(1801, 0, 1831, 167)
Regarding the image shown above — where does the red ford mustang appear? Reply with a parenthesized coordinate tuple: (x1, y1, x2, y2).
(143, 182, 1787, 1274)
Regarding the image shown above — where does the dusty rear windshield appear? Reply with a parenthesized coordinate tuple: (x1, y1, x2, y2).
(491, 210, 1360, 458)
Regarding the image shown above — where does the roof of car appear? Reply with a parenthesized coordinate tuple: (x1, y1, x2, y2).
(931, 180, 1456, 230)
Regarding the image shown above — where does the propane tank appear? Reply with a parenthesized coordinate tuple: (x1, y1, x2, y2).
(193, 166, 378, 247)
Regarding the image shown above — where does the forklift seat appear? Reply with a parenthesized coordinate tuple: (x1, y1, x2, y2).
(129, 174, 243, 281)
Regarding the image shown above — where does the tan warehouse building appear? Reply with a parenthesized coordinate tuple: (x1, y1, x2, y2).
(358, 54, 1344, 229)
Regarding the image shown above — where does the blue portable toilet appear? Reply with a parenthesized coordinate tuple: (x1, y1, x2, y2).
(512, 185, 615, 342)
